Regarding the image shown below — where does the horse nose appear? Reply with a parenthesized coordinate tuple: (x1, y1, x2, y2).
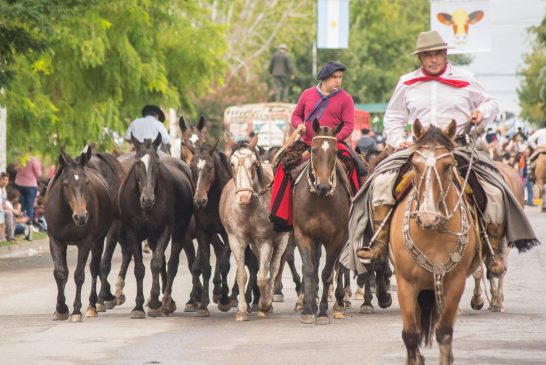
(194, 197, 208, 209)
(316, 184, 332, 197)
(236, 191, 252, 205)
(140, 196, 155, 211)
(416, 214, 440, 230)
(72, 212, 89, 226)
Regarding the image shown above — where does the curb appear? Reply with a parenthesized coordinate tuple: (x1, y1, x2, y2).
(0, 237, 50, 259)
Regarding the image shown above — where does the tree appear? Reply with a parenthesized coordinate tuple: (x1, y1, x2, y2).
(519, 16, 546, 125)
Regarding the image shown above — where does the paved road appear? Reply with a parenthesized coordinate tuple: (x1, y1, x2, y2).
(1, 208, 545, 365)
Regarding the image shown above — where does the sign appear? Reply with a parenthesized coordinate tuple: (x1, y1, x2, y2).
(317, 0, 349, 49)
(431, 0, 491, 54)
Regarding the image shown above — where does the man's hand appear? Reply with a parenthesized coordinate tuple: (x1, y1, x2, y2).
(296, 124, 306, 134)
(396, 140, 414, 151)
(471, 109, 483, 124)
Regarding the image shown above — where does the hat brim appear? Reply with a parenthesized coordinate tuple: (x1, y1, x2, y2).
(410, 45, 455, 56)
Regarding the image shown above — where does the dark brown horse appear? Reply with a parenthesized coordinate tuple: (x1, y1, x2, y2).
(118, 133, 194, 318)
(292, 120, 351, 324)
(45, 150, 113, 322)
(390, 120, 479, 364)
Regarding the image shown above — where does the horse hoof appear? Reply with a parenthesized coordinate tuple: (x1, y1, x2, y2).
(53, 311, 70, 321)
(256, 311, 268, 318)
(331, 310, 346, 319)
(236, 311, 249, 322)
(250, 304, 258, 312)
(315, 316, 330, 325)
(299, 314, 315, 324)
(355, 290, 364, 300)
(85, 306, 98, 318)
(96, 303, 106, 312)
(471, 300, 484, 310)
(272, 294, 284, 302)
(147, 307, 162, 317)
(69, 314, 83, 322)
(130, 310, 146, 319)
(378, 293, 392, 309)
(184, 303, 198, 313)
(195, 309, 210, 317)
(489, 305, 504, 313)
(218, 302, 232, 313)
(360, 305, 374, 314)
(212, 294, 220, 304)
(104, 300, 116, 310)
(230, 298, 238, 308)
(344, 300, 352, 309)
(116, 295, 126, 306)
(294, 303, 304, 312)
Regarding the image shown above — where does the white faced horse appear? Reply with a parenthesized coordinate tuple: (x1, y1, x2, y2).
(219, 135, 289, 321)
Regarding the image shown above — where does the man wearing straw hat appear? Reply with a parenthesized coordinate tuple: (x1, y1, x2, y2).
(342, 30, 539, 277)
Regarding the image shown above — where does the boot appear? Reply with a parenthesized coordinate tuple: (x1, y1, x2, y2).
(484, 223, 506, 277)
(356, 205, 393, 263)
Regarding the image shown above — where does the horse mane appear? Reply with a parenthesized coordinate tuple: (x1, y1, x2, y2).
(414, 126, 455, 151)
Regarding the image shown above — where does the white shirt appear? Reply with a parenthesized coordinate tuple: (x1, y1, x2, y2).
(384, 64, 499, 148)
(125, 116, 171, 145)
(527, 128, 546, 149)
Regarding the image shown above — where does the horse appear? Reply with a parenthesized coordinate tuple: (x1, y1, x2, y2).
(220, 135, 290, 321)
(118, 133, 194, 318)
(390, 120, 479, 364)
(534, 154, 546, 212)
(292, 119, 351, 324)
(44, 150, 113, 322)
(178, 115, 205, 164)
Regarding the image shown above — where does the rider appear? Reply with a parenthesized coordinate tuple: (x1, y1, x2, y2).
(344, 30, 539, 276)
(125, 105, 172, 154)
(269, 61, 361, 232)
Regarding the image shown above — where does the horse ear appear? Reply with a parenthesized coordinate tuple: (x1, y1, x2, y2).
(413, 119, 425, 140)
(197, 116, 205, 131)
(248, 133, 259, 151)
(444, 120, 457, 140)
(58, 152, 69, 169)
(335, 121, 345, 135)
(225, 134, 236, 155)
(312, 119, 320, 133)
(179, 116, 187, 133)
(209, 139, 219, 155)
(131, 133, 142, 148)
(153, 132, 162, 150)
(85, 145, 93, 163)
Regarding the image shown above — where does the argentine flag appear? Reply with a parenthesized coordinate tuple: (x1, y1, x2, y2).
(317, 0, 349, 49)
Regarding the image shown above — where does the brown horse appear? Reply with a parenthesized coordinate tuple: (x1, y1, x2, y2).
(292, 119, 351, 324)
(45, 150, 113, 322)
(179, 115, 205, 164)
(390, 120, 480, 364)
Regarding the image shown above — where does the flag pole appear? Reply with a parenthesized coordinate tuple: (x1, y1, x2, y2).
(312, 0, 317, 76)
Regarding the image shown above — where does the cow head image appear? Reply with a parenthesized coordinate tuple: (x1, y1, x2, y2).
(437, 9, 484, 44)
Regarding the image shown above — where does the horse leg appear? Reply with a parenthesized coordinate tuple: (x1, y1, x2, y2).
(273, 243, 288, 302)
(245, 246, 260, 312)
(397, 278, 425, 365)
(211, 234, 223, 304)
(97, 228, 117, 311)
(50, 238, 69, 321)
(194, 230, 212, 317)
(435, 277, 466, 365)
(374, 259, 392, 309)
(85, 238, 104, 318)
(296, 231, 318, 324)
(182, 238, 200, 312)
(147, 228, 172, 317)
(471, 263, 484, 310)
(115, 233, 131, 306)
(343, 265, 352, 308)
(128, 231, 146, 319)
(229, 238, 249, 321)
(256, 242, 274, 317)
(217, 234, 233, 312)
(70, 244, 93, 322)
(161, 234, 184, 316)
(269, 234, 290, 307)
(490, 245, 508, 312)
(287, 236, 302, 295)
(359, 271, 374, 314)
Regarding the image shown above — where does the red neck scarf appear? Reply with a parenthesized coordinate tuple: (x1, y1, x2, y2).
(403, 65, 470, 88)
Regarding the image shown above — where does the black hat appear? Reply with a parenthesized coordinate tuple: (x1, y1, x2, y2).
(317, 61, 347, 80)
(141, 105, 166, 122)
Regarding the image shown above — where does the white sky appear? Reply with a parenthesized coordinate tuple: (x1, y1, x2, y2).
(458, 0, 545, 116)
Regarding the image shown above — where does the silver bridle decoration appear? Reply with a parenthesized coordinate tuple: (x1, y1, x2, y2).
(307, 135, 337, 196)
(232, 149, 271, 198)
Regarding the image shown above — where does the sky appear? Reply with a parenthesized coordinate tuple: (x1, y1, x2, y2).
(457, 0, 545, 117)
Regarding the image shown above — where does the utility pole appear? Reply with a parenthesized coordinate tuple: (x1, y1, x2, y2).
(0, 105, 6, 172)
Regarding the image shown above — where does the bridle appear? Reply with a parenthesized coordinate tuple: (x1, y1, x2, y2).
(307, 135, 337, 196)
(232, 148, 271, 198)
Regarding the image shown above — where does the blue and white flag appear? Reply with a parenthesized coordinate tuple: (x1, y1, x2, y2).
(317, 0, 349, 49)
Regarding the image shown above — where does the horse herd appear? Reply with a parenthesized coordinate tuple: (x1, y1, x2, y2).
(43, 117, 521, 365)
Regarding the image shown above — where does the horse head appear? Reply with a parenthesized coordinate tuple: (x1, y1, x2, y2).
(190, 139, 219, 209)
(411, 119, 457, 230)
(227, 134, 260, 205)
(179, 115, 206, 163)
(310, 119, 343, 197)
(58, 146, 92, 226)
(131, 132, 162, 211)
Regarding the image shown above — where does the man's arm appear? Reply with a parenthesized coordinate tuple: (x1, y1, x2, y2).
(384, 79, 409, 148)
(337, 95, 355, 141)
(468, 75, 499, 128)
(291, 91, 306, 128)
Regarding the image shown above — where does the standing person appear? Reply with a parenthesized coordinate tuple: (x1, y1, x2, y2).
(268, 44, 295, 102)
(522, 148, 535, 206)
(269, 61, 360, 232)
(343, 30, 539, 277)
(125, 105, 171, 154)
(0, 173, 7, 241)
(14, 146, 41, 232)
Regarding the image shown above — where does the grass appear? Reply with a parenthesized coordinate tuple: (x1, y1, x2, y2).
(0, 231, 48, 247)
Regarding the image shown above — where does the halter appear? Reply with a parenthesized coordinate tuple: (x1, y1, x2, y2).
(307, 135, 337, 196)
(232, 149, 271, 198)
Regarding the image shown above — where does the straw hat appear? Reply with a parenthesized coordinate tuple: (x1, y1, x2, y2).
(410, 30, 454, 56)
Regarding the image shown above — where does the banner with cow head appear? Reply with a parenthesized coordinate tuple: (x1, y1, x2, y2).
(430, 0, 491, 54)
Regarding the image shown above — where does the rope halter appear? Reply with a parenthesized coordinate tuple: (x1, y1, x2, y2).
(231, 148, 270, 199)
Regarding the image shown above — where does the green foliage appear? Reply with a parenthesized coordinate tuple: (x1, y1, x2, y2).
(519, 16, 546, 124)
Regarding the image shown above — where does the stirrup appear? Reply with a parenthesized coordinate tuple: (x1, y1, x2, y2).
(356, 247, 374, 264)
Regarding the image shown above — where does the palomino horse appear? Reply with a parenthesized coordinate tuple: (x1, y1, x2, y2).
(470, 160, 524, 313)
(293, 120, 351, 324)
(390, 120, 479, 364)
(118, 134, 194, 318)
(220, 135, 289, 321)
(45, 150, 113, 322)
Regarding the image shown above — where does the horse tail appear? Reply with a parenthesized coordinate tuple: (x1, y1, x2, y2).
(417, 290, 437, 346)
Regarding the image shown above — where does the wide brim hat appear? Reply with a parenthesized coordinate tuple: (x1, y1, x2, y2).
(410, 30, 454, 56)
(141, 105, 166, 122)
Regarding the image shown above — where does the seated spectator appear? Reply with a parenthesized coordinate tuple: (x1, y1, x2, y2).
(4, 188, 31, 241)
